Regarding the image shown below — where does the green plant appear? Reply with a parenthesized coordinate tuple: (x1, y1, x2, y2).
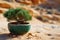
(4, 8, 32, 23)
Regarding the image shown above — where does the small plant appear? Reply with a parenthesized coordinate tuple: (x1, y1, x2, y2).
(4, 8, 32, 23)
(3, 8, 32, 35)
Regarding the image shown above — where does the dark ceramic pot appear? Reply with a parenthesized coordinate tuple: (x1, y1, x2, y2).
(8, 22, 30, 35)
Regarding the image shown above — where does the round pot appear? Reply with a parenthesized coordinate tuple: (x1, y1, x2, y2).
(8, 22, 31, 35)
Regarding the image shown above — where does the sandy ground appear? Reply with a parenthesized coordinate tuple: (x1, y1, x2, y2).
(0, 14, 60, 40)
(0, 1, 60, 40)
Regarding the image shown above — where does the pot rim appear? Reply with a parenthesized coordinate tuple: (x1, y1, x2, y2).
(8, 22, 30, 26)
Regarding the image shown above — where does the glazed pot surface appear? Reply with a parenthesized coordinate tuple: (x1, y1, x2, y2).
(8, 22, 31, 35)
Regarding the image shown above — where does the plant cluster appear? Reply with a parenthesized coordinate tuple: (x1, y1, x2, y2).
(4, 8, 32, 23)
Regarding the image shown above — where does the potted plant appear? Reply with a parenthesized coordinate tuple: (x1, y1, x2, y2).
(3, 8, 32, 35)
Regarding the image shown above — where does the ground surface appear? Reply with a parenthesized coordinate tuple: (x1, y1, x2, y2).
(0, 14, 60, 40)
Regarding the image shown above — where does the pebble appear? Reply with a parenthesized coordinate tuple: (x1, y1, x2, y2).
(27, 33, 33, 36)
(36, 31, 40, 33)
(50, 37, 55, 39)
(47, 34, 52, 36)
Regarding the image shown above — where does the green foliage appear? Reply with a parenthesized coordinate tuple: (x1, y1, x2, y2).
(4, 8, 32, 21)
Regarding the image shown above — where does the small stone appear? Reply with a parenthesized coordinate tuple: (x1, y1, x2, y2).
(27, 33, 33, 36)
(36, 31, 40, 33)
(51, 37, 55, 39)
(0, 10, 3, 13)
(35, 7, 40, 10)
(47, 34, 52, 36)
(51, 26, 55, 29)
(27, 33, 33, 39)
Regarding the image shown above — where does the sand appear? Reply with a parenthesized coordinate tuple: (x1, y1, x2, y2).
(0, 14, 60, 40)
(0, 1, 60, 40)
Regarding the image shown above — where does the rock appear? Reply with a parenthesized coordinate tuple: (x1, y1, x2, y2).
(27, 33, 33, 36)
(47, 34, 52, 36)
(0, 10, 3, 13)
(0, 3, 12, 9)
(40, 0, 60, 8)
